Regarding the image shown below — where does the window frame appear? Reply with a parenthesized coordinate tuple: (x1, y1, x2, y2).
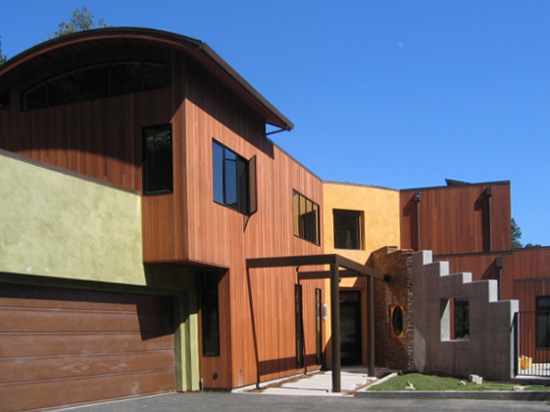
(293, 190, 320, 245)
(536, 296, 550, 349)
(333, 209, 363, 250)
(21, 61, 172, 111)
(212, 139, 256, 216)
(142, 124, 173, 195)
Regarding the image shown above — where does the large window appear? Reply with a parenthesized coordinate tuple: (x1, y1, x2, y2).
(293, 191, 320, 245)
(22, 61, 171, 111)
(333, 209, 362, 250)
(142, 125, 173, 195)
(212, 140, 256, 215)
(536, 296, 550, 349)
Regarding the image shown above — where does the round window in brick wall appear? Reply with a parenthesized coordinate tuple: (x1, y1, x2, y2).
(391, 305, 404, 338)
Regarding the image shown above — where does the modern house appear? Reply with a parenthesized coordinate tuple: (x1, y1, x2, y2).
(0, 28, 328, 411)
(1, 27, 548, 412)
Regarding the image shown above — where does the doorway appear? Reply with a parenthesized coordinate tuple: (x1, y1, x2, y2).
(340, 290, 362, 365)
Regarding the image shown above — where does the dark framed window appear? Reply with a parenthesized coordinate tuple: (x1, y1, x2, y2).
(142, 124, 173, 195)
(295, 284, 304, 368)
(212, 140, 256, 215)
(333, 209, 362, 250)
(22, 61, 171, 111)
(454, 298, 470, 340)
(315, 288, 323, 365)
(293, 191, 320, 245)
(201, 272, 221, 357)
(536, 296, 550, 349)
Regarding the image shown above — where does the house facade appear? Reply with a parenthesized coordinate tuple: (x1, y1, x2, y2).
(0, 28, 327, 411)
(1, 27, 548, 412)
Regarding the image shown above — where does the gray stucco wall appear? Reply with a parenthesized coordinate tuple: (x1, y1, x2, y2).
(413, 250, 518, 380)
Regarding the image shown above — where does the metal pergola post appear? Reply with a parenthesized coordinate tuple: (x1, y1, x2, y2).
(330, 262, 341, 393)
(368, 275, 375, 377)
(246, 254, 387, 393)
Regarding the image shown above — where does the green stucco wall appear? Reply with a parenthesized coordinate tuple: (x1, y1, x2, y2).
(0, 152, 147, 285)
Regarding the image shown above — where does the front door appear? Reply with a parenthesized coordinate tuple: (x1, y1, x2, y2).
(340, 291, 362, 365)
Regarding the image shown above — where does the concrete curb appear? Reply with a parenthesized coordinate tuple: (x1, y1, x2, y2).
(355, 391, 550, 401)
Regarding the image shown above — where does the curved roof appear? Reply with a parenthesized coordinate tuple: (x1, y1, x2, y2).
(0, 27, 294, 130)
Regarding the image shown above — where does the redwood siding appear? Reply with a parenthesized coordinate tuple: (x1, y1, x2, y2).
(183, 63, 325, 388)
(400, 183, 511, 255)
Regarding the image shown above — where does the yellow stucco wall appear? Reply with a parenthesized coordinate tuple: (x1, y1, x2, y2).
(0, 152, 147, 285)
(322, 181, 401, 365)
(323, 181, 401, 260)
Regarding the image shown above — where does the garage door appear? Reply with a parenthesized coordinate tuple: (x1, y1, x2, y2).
(0, 283, 176, 412)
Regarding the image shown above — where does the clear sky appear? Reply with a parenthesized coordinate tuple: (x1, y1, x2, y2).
(2, 1, 548, 246)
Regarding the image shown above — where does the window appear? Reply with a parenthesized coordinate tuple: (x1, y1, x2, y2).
(22, 61, 171, 110)
(295, 284, 304, 368)
(536, 296, 550, 348)
(212, 140, 256, 215)
(143, 125, 173, 195)
(293, 191, 320, 245)
(201, 272, 220, 357)
(391, 305, 404, 338)
(333, 209, 362, 250)
(454, 298, 470, 340)
(440, 297, 469, 341)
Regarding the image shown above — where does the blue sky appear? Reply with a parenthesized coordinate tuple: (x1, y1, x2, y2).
(2, 1, 548, 246)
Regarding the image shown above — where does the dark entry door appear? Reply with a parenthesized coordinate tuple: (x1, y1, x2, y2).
(340, 291, 362, 365)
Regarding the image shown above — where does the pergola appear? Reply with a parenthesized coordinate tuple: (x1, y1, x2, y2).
(246, 254, 386, 392)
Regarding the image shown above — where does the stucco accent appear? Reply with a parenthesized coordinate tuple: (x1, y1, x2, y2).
(0, 153, 146, 284)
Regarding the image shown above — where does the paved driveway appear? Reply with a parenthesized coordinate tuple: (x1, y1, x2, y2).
(55, 392, 550, 412)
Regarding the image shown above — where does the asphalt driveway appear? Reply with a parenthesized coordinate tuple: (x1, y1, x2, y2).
(55, 392, 550, 412)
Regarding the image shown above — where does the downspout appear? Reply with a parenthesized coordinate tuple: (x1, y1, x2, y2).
(486, 186, 493, 252)
(414, 193, 421, 250)
(495, 256, 503, 300)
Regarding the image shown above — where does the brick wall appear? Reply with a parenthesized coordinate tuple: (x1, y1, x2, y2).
(371, 247, 415, 370)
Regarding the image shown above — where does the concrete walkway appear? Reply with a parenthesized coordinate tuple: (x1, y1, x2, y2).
(233, 366, 388, 396)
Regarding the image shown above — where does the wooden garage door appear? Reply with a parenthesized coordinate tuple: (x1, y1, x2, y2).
(0, 283, 176, 412)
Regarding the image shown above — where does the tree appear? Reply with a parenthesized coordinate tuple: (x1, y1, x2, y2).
(524, 243, 542, 248)
(511, 218, 523, 248)
(52, 7, 108, 37)
(0, 36, 6, 64)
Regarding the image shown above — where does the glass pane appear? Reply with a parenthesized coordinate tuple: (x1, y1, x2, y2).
(143, 125, 173, 194)
(223, 149, 238, 207)
(48, 71, 78, 106)
(293, 192, 300, 236)
(334, 210, 361, 249)
(143, 62, 171, 90)
(236, 156, 249, 214)
(213, 141, 224, 204)
(111, 62, 142, 95)
(78, 65, 109, 101)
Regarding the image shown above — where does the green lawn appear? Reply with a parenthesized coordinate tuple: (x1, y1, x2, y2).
(367, 373, 550, 392)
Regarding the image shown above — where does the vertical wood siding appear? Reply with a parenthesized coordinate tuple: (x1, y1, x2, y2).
(1, 42, 328, 390)
(183, 62, 325, 388)
(400, 183, 511, 255)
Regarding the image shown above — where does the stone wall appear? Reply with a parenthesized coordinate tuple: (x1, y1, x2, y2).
(371, 246, 415, 370)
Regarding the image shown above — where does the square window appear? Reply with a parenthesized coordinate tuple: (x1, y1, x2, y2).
(333, 209, 362, 250)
